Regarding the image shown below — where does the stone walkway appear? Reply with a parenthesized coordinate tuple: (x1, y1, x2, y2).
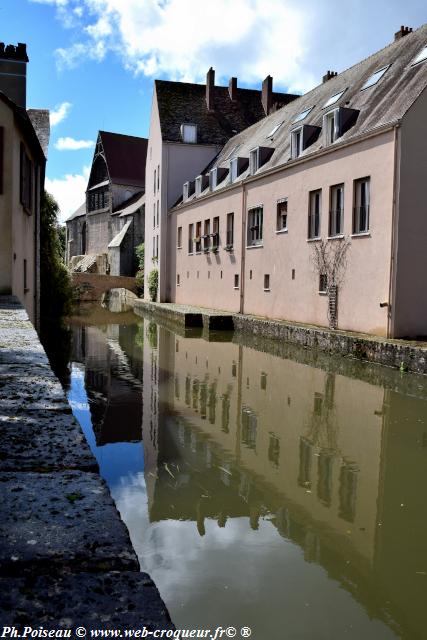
(0, 296, 173, 631)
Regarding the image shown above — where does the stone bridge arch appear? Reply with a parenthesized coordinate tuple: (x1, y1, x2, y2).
(72, 273, 138, 302)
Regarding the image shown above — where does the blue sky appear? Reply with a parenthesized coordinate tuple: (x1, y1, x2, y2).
(2, 0, 427, 221)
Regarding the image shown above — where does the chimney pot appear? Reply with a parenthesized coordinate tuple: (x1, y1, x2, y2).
(323, 70, 337, 83)
(229, 77, 237, 101)
(394, 26, 413, 41)
(206, 67, 215, 111)
(262, 75, 273, 116)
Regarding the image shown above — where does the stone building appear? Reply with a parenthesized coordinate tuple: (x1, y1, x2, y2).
(0, 42, 49, 327)
(66, 131, 147, 276)
(166, 24, 427, 338)
(144, 69, 298, 301)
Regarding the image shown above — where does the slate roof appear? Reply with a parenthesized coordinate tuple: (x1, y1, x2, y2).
(66, 202, 86, 222)
(112, 191, 145, 217)
(156, 79, 298, 145)
(177, 24, 427, 205)
(27, 109, 50, 158)
(99, 131, 148, 187)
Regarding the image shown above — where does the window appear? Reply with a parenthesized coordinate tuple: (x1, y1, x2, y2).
(277, 198, 288, 231)
(195, 221, 202, 252)
(234, 274, 239, 289)
(226, 212, 234, 247)
(154, 169, 156, 194)
(157, 164, 160, 190)
(23, 259, 28, 293)
(181, 123, 197, 143)
(203, 219, 210, 252)
(247, 206, 263, 246)
(195, 176, 202, 196)
(177, 274, 180, 286)
(412, 45, 427, 66)
(292, 106, 313, 123)
(241, 406, 257, 449)
(298, 437, 312, 488)
(339, 463, 358, 522)
(212, 216, 219, 249)
(268, 434, 280, 468)
(353, 177, 370, 234)
(291, 128, 302, 158)
(329, 184, 344, 236)
(308, 190, 321, 239)
(20, 143, 32, 213)
(177, 226, 182, 249)
(323, 89, 346, 109)
(153, 204, 155, 228)
(319, 273, 328, 293)
(249, 148, 259, 174)
(267, 121, 283, 138)
(264, 274, 270, 291)
(230, 157, 238, 182)
(156, 200, 159, 226)
(188, 223, 194, 253)
(324, 110, 338, 144)
(183, 182, 189, 201)
(360, 65, 390, 90)
(317, 453, 333, 506)
(209, 168, 217, 191)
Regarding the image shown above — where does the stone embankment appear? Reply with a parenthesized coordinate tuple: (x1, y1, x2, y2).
(133, 300, 427, 375)
(0, 296, 173, 632)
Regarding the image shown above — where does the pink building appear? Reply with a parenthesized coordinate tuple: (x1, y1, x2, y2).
(167, 25, 427, 338)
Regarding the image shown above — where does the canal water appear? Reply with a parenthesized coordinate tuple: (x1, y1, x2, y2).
(64, 303, 427, 640)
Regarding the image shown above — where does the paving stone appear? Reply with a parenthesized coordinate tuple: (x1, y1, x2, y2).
(0, 369, 70, 413)
(0, 571, 174, 630)
(0, 471, 139, 575)
(0, 411, 97, 472)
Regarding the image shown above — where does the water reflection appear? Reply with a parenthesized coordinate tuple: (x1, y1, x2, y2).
(66, 307, 427, 640)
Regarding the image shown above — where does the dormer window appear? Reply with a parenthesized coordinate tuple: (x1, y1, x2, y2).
(181, 123, 197, 144)
(323, 89, 346, 109)
(229, 157, 249, 183)
(323, 107, 359, 146)
(290, 125, 321, 159)
(195, 175, 209, 196)
(360, 65, 390, 91)
(249, 147, 274, 174)
(209, 168, 217, 191)
(411, 45, 427, 66)
(183, 180, 195, 201)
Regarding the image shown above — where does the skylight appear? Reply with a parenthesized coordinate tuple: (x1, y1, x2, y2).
(360, 65, 390, 91)
(292, 107, 313, 124)
(225, 145, 239, 161)
(323, 89, 346, 109)
(266, 122, 283, 138)
(411, 45, 427, 66)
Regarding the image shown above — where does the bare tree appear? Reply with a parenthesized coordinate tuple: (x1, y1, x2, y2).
(311, 238, 351, 329)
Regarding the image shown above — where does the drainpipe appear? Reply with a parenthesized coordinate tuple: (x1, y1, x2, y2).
(387, 124, 401, 338)
(239, 182, 247, 314)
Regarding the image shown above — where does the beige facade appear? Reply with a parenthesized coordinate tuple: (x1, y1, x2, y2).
(0, 93, 46, 327)
(164, 25, 427, 338)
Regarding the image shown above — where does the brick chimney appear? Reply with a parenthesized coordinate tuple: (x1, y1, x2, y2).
(262, 75, 273, 116)
(206, 67, 215, 111)
(229, 77, 237, 101)
(394, 26, 413, 41)
(0, 42, 28, 108)
(323, 70, 337, 83)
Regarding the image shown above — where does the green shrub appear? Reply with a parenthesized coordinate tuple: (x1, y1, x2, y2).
(135, 242, 145, 270)
(135, 269, 144, 295)
(148, 268, 158, 301)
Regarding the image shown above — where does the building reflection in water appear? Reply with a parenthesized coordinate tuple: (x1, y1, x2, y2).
(69, 312, 427, 640)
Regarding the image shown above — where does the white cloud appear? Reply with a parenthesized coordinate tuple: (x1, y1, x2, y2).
(50, 101, 72, 127)
(34, 0, 427, 94)
(55, 136, 95, 150)
(45, 165, 90, 223)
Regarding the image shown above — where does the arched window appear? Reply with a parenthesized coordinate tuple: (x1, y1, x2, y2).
(81, 221, 87, 254)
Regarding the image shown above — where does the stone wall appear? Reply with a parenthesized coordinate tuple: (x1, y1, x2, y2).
(0, 295, 173, 630)
(72, 272, 137, 301)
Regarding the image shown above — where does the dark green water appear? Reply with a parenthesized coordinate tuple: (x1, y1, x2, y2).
(65, 304, 427, 640)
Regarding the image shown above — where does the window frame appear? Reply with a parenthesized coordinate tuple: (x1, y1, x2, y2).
(249, 148, 259, 175)
(353, 177, 370, 235)
(290, 127, 303, 159)
(180, 123, 197, 144)
(226, 212, 234, 248)
(209, 168, 217, 191)
(360, 65, 390, 91)
(177, 226, 182, 249)
(276, 198, 288, 233)
(247, 205, 264, 247)
(308, 189, 322, 240)
(188, 223, 194, 254)
(329, 183, 344, 237)
(323, 109, 338, 145)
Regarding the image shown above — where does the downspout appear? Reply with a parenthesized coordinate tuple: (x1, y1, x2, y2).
(387, 124, 401, 338)
(239, 182, 247, 314)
